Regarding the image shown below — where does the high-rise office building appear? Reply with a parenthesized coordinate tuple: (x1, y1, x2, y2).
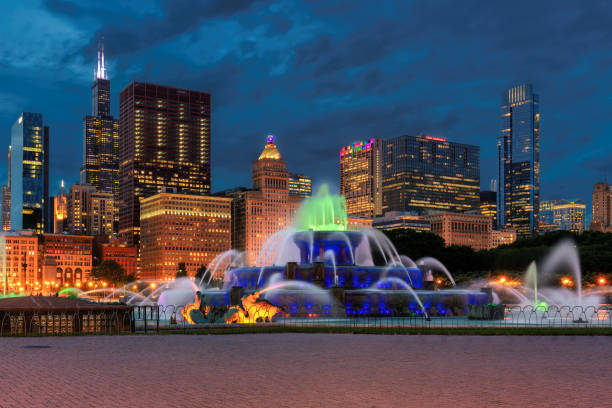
(288, 173, 312, 198)
(382, 135, 480, 215)
(340, 138, 384, 218)
(539, 199, 585, 233)
(140, 192, 232, 279)
(10, 112, 49, 233)
(590, 182, 612, 232)
(230, 136, 302, 265)
(67, 183, 114, 237)
(497, 83, 540, 238)
(479, 191, 497, 229)
(118, 82, 211, 246)
(82, 40, 119, 231)
(1, 146, 10, 231)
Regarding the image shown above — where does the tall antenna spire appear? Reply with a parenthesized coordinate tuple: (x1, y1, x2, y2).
(96, 37, 107, 80)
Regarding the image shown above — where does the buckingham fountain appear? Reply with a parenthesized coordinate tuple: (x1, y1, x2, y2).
(171, 185, 490, 323)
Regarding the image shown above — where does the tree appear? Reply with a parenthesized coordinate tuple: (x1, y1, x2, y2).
(175, 262, 188, 279)
(92, 260, 129, 285)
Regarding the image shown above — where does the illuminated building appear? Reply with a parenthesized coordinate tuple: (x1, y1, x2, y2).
(230, 136, 302, 265)
(118, 82, 211, 247)
(497, 83, 540, 238)
(347, 216, 373, 231)
(540, 199, 586, 234)
(590, 182, 612, 232)
(0, 231, 39, 294)
(100, 243, 138, 278)
(82, 39, 119, 231)
(40, 234, 93, 286)
(491, 229, 517, 248)
(340, 138, 384, 218)
(372, 211, 431, 232)
(479, 191, 497, 229)
(139, 192, 232, 279)
(382, 135, 480, 215)
(10, 112, 50, 233)
(1, 146, 11, 231)
(427, 213, 492, 251)
(67, 184, 114, 237)
(53, 181, 68, 233)
(288, 173, 312, 198)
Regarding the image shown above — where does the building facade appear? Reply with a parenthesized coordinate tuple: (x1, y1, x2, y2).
(100, 244, 138, 278)
(118, 82, 211, 246)
(10, 112, 49, 233)
(590, 182, 612, 232)
(372, 211, 431, 232)
(540, 199, 586, 234)
(53, 181, 68, 233)
(491, 229, 517, 248)
(340, 138, 384, 218)
(427, 213, 492, 251)
(231, 136, 302, 265)
(497, 83, 540, 238)
(139, 193, 232, 279)
(82, 40, 119, 232)
(382, 135, 480, 215)
(479, 191, 497, 229)
(40, 234, 93, 287)
(0, 231, 39, 294)
(1, 146, 11, 231)
(288, 173, 312, 198)
(67, 184, 114, 237)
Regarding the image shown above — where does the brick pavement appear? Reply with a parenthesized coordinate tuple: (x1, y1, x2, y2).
(1, 334, 611, 407)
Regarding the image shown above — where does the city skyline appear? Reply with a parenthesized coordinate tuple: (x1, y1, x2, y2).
(0, 1, 609, 210)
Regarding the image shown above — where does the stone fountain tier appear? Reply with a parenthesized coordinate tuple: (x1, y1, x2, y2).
(291, 230, 365, 265)
(225, 263, 423, 290)
(197, 287, 489, 317)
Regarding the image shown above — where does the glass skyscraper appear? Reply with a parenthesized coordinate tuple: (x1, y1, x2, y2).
(382, 135, 480, 215)
(497, 83, 540, 238)
(10, 112, 49, 233)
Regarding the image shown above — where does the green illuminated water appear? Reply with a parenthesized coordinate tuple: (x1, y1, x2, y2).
(294, 184, 348, 231)
(57, 287, 82, 298)
(0, 292, 26, 299)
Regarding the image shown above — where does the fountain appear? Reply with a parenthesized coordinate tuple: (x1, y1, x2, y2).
(179, 185, 489, 320)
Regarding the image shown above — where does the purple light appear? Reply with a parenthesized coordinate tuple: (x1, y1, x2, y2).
(267, 134, 275, 144)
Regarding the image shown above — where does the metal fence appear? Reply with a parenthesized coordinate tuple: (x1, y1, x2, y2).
(2, 305, 611, 336)
(131, 304, 612, 334)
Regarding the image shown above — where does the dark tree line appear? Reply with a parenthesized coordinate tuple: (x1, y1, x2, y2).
(383, 229, 612, 284)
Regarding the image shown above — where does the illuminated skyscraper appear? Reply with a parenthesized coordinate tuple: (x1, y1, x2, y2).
(1, 146, 11, 231)
(288, 173, 312, 198)
(82, 39, 119, 231)
(10, 112, 49, 233)
(118, 82, 211, 246)
(497, 83, 540, 238)
(230, 136, 301, 265)
(382, 135, 479, 215)
(339, 138, 384, 218)
(53, 180, 68, 233)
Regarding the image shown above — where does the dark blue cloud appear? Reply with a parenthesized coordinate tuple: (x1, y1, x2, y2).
(0, 0, 609, 216)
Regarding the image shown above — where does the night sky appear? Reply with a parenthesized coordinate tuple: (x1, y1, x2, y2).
(0, 1, 610, 211)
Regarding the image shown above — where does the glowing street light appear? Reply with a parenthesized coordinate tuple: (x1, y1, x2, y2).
(598, 276, 607, 286)
(561, 277, 573, 287)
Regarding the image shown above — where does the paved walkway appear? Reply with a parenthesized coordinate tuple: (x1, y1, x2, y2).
(1, 334, 611, 407)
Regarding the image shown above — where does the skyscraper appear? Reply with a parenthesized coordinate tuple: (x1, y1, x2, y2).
(53, 180, 68, 234)
(382, 135, 480, 215)
(479, 191, 497, 229)
(82, 39, 119, 230)
(497, 83, 540, 238)
(230, 136, 302, 265)
(590, 182, 612, 232)
(339, 138, 383, 218)
(10, 112, 49, 233)
(1, 146, 11, 231)
(118, 82, 211, 246)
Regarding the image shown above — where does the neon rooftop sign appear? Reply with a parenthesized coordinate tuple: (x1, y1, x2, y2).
(425, 136, 446, 142)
